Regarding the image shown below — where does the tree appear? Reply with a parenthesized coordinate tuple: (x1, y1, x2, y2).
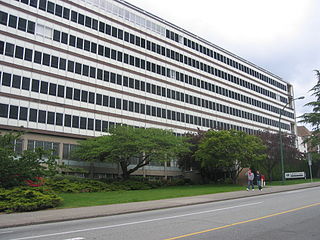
(300, 70, 320, 147)
(256, 131, 302, 182)
(73, 126, 189, 179)
(0, 132, 58, 188)
(195, 130, 266, 184)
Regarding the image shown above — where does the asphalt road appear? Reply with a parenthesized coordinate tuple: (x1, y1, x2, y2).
(1, 187, 320, 240)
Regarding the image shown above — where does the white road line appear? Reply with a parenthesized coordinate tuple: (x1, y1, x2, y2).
(0, 231, 13, 234)
(8, 201, 262, 240)
(63, 238, 85, 240)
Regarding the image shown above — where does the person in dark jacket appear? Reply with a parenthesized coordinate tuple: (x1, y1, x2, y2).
(256, 170, 262, 191)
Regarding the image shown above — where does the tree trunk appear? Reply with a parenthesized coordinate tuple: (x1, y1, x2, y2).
(120, 161, 130, 179)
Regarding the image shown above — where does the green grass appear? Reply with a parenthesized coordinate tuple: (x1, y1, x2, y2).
(268, 178, 320, 186)
(57, 184, 244, 209)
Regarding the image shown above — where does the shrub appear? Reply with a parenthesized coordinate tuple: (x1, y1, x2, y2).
(0, 187, 63, 213)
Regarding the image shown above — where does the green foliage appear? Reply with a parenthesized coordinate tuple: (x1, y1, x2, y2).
(300, 70, 320, 147)
(0, 132, 59, 188)
(0, 187, 62, 213)
(195, 130, 266, 183)
(73, 126, 190, 179)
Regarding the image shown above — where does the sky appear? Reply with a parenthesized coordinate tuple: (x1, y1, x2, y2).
(126, 0, 320, 129)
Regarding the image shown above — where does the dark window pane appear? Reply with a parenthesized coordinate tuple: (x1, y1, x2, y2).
(9, 105, 18, 119)
(91, 42, 97, 53)
(78, 13, 84, 25)
(92, 19, 98, 30)
(0, 11, 8, 25)
(72, 116, 79, 128)
(12, 75, 21, 88)
(88, 118, 94, 130)
(31, 79, 40, 92)
(0, 104, 9, 118)
(89, 92, 94, 103)
(80, 117, 87, 129)
(24, 48, 33, 61)
(42, 53, 50, 66)
(57, 85, 64, 97)
(8, 15, 17, 28)
(56, 113, 63, 126)
(18, 18, 27, 31)
(29, 109, 37, 122)
(15, 46, 23, 59)
(51, 56, 59, 68)
(39, 0, 47, 10)
(82, 65, 89, 76)
(74, 89, 80, 101)
(5, 43, 14, 57)
(59, 58, 66, 70)
(75, 62, 82, 74)
(95, 119, 101, 131)
(22, 77, 30, 90)
(67, 60, 74, 72)
(38, 110, 46, 123)
(63, 7, 70, 20)
(71, 11, 77, 22)
(61, 32, 68, 44)
(55, 4, 62, 17)
(47, 111, 55, 124)
(49, 83, 57, 96)
(47, 1, 54, 14)
(85, 16, 92, 28)
(99, 21, 105, 32)
(27, 21, 35, 34)
(84, 40, 90, 51)
(2, 72, 11, 86)
(64, 114, 71, 127)
(0, 41, 4, 54)
(30, 0, 38, 8)
(40, 81, 48, 94)
(34, 51, 42, 64)
(69, 35, 76, 47)
(81, 90, 88, 102)
(19, 107, 28, 120)
(96, 94, 102, 105)
(53, 30, 60, 41)
(76, 38, 83, 49)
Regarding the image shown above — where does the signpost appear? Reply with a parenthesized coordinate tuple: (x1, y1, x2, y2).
(308, 152, 313, 182)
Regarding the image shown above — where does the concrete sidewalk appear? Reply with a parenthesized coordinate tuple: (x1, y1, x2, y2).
(1, 182, 320, 229)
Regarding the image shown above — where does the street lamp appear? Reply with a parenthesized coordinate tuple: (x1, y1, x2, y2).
(279, 96, 304, 184)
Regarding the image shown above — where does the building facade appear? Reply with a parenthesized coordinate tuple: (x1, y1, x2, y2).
(0, 0, 297, 178)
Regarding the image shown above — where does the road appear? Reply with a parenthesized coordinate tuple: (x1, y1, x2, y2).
(1, 187, 320, 240)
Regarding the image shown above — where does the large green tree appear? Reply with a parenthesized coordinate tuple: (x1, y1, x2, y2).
(73, 126, 189, 179)
(0, 132, 58, 188)
(256, 131, 303, 182)
(195, 130, 266, 184)
(300, 70, 320, 147)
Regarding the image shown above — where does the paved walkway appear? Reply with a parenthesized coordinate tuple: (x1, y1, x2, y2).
(1, 182, 320, 229)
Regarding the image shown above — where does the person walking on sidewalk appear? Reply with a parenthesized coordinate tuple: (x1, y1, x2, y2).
(246, 169, 255, 191)
(256, 170, 262, 191)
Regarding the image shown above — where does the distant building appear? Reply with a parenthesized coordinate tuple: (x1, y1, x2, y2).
(297, 126, 311, 153)
(0, 0, 297, 178)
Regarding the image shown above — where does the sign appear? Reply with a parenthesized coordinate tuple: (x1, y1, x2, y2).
(285, 172, 306, 179)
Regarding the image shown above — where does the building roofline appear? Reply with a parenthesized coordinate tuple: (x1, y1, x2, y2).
(115, 0, 287, 84)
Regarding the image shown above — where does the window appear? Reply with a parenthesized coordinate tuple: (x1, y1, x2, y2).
(71, 11, 77, 23)
(30, 0, 38, 8)
(55, 4, 62, 17)
(19, 107, 28, 120)
(34, 51, 42, 64)
(69, 35, 76, 47)
(61, 32, 68, 44)
(12, 75, 21, 89)
(40, 81, 48, 94)
(2, 73, 11, 86)
(88, 118, 94, 130)
(51, 56, 59, 68)
(9, 105, 18, 119)
(47, 111, 55, 124)
(77, 38, 83, 49)
(95, 119, 101, 131)
(56, 113, 63, 126)
(64, 114, 71, 127)
(59, 58, 66, 70)
(89, 92, 95, 103)
(78, 13, 84, 25)
(81, 90, 88, 102)
(22, 77, 30, 90)
(49, 83, 57, 96)
(24, 48, 32, 61)
(74, 89, 80, 100)
(66, 87, 73, 99)
(39, 0, 46, 10)
(80, 117, 87, 129)
(99, 21, 104, 32)
(63, 7, 70, 20)
(0, 11, 8, 25)
(42, 53, 50, 66)
(18, 18, 27, 31)
(8, 15, 17, 28)
(29, 108, 37, 122)
(5, 43, 14, 57)
(72, 116, 79, 128)
(0, 104, 8, 118)
(57, 85, 64, 97)
(15, 46, 23, 59)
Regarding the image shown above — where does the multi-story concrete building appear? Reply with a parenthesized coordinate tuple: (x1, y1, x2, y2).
(0, 0, 297, 178)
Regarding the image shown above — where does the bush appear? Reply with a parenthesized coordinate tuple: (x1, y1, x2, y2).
(0, 187, 63, 213)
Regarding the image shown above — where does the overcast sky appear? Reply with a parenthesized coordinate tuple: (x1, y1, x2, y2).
(126, 0, 320, 129)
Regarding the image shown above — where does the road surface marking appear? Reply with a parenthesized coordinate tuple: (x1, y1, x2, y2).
(63, 238, 85, 240)
(163, 202, 320, 240)
(7, 202, 262, 240)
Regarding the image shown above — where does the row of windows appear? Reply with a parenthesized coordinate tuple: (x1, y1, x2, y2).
(0, 69, 290, 130)
(166, 27, 287, 92)
(0, 39, 294, 119)
(0, 103, 273, 135)
(0, 65, 294, 122)
(0, 11, 35, 34)
(8, 1, 287, 103)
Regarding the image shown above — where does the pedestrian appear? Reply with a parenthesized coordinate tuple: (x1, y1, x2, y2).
(256, 170, 262, 191)
(261, 174, 265, 187)
(246, 169, 255, 191)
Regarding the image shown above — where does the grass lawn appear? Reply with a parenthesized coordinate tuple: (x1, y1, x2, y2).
(58, 184, 244, 209)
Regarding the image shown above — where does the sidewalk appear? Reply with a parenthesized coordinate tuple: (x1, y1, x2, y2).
(1, 182, 320, 229)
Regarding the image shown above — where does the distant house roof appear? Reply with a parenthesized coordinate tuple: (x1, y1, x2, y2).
(297, 126, 311, 137)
